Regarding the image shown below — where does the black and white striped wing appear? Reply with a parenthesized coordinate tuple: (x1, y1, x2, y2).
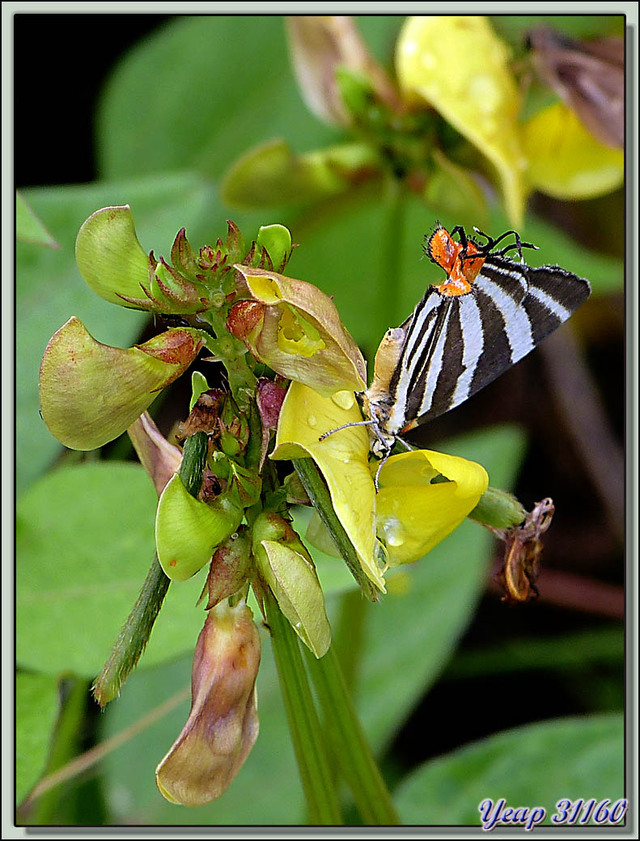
(386, 257, 591, 433)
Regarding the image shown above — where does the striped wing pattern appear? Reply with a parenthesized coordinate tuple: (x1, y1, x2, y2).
(385, 256, 591, 436)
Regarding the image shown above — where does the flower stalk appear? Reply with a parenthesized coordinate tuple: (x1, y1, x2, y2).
(263, 587, 343, 824)
(304, 644, 399, 825)
(93, 431, 209, 706)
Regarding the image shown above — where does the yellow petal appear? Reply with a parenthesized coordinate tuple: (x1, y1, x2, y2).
(377, 449, 488, 566)
(522, 101, 624, 199)
(271, 382, 384, 591)
(396, 15, 526, 226)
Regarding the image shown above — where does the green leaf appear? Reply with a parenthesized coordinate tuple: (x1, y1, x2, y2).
(97, 16, 335, 181)
(16, 463, 208, 677)
(445, 626, 624, 680)
(16, 192, 59, 248)
(16, 672, 60, 804)
(395, 714, 624, 825)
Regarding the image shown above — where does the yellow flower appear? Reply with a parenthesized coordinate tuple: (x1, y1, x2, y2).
(396, 15, 526, 227)
(272, 382, 488, 586)
(376, 449, 488, 567)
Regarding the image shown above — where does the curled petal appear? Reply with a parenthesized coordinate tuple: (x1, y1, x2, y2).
(39, 317, 203, 450)
(75, 206, 152, 307)
(376, 450, 489, 566)
(271, 382, 384, 592)
(156, 601, 260, 806)
(232, 266, 366, 396)
(396, 15, 526, 226)
(286, 15, 398, 125)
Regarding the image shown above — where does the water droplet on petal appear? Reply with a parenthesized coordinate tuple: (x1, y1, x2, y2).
(382, 518, 405, 548)
(307, 415, 317, 428)
(331, 391, 355, 411)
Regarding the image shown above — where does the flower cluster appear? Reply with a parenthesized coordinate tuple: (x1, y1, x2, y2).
(37, 13, 608, 809)
(38, 206, 499, 806)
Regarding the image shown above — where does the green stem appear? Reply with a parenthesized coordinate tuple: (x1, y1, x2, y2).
(292, 458, 380, 602)
(333, 589, 367, 695)
(92, 433, 209, 706)
(200, 307, 257, 396)
(264, 589, 343, 825)
(304, 645, 399, 826)
(468, 486, 526, 530)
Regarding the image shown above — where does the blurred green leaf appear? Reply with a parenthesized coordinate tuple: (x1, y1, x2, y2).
(491, 15, 625, 49)
(395, 714, 624, 825)
(16, 463, 208, 677)
(16, 192, 59, 248)
(445, 626, 624, 679)
(96, 16, 336, 181)
(16, 672, 60, 804)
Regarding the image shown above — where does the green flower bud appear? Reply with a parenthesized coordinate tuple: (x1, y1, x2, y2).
(252, 512, 331, 657)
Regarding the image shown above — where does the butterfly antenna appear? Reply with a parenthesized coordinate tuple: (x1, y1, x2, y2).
(318, 419, 376, 442)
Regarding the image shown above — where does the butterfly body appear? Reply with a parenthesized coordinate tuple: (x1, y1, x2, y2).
(362, 225, 591, 460)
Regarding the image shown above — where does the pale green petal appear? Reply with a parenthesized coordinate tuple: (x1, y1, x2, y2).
(258, 539, 331, 657)
(522, 101, 624, 199)
(39, 317, 203, 451)
(271, 382, 384, 591)
(377, 449, 488, 566)
(396, 15, 526, 226)
(155, 474, 243, 581)
(75, 205, 151, 306)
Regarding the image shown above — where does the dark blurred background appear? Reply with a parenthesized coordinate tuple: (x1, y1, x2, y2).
(14, 14, 171, 188)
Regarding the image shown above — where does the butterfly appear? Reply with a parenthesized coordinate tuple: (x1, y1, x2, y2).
(322, 224, 591, 477)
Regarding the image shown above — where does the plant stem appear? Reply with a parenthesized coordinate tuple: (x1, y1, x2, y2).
(92, 432, 209, 706)
(264, 589, 343, 825)
(304, 645, 400, 826)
